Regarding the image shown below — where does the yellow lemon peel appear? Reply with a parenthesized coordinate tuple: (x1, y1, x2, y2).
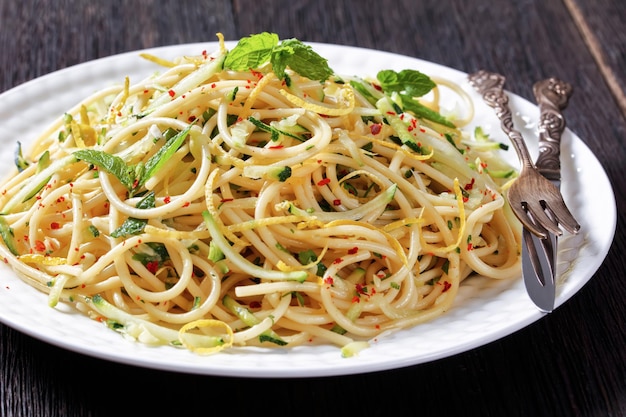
(178, 319, 234, 355)
(279, 86, 355, 116)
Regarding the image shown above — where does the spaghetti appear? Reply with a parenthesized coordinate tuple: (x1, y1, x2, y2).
(0, 33, 520, 356)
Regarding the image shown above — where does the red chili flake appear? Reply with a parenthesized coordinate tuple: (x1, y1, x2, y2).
(464, 178, 475, 191)
(187, 115, 196, 123)
(56, 196, 65, 203)
(462, 196, 469, 203)
(163, 196, 171, 204)
(347, 247, 359, 255)
(333, 199, 341, 206)
(351, 296, 360, 303)
(34, 240, 46, 252)
(373, 84, 382, 91)
(317, 178, 331, 186)
(182, 202, 190, 208)
(249, 301, 262, 309)
(211, 83, 216, 88)
(419, 128, 426, 133)
(370, 123, 382, 135)
(442, 281, 452, 292)
(386, 111, 396, 116)
(356, 283, 367, 295)
(143, 89, 149, 94)
(146, 261, 159, 274)
(333, 258, 343, 265)
(50, 222, 60, 230)
(269, 145, 284, 150)
(220, 198, 234, 203)
(467, 242, 474, 251)
(324, 277, 334, 285)
(81, 284, 86, 288)
(168, 89, 176, 97)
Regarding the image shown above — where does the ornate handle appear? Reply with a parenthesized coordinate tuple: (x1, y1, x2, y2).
(468, 70, 535, 169)
(533, 78, 573, 180)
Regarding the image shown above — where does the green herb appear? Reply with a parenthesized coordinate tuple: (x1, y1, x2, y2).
(74, 149, 134, 190)
(111, 191, 155, 238)
(74, 124, 193, 196)
(375, 69, 456, 128)
(224, 32, 333, 82)
(376, 69, 436, 97)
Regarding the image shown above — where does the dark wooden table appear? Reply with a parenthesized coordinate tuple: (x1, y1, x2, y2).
(1, 1, 624, 416)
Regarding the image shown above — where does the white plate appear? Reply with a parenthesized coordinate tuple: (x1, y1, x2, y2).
(0, 42, 616, 377)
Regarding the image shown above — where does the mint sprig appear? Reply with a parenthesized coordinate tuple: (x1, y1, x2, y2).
(376, 69, 455, 128)
(224, 32, 333, 82)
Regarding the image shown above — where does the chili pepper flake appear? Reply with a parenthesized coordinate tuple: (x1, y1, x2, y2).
(34, 240, 46, 252)
(324, 277, 334, 285)
(347, 247, 359, 254)
(370, 123, 382, 135)
(146, 261, 159, 274)
(333, 199, 341, 206)
(317, 178, 331, 186)
(442, 281, 452, 292)
(168, 89, 176, 97)
(50, 222, 60, 230)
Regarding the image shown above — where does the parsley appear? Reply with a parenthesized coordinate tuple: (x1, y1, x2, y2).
(224, 32, 333, 82)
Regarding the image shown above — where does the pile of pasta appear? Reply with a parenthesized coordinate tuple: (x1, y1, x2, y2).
(0, 35, 520, 355)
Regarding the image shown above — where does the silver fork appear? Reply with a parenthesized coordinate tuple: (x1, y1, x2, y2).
(467, 70, 580, 239)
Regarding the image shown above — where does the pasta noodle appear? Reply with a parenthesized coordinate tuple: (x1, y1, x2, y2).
(0, 34, 521, 356)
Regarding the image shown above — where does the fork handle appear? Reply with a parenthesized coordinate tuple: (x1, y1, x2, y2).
(533, 78, 573, 181)
(468, 70, 535, 168)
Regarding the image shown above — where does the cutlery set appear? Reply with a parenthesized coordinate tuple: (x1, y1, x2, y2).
(468, 70, 580, 312)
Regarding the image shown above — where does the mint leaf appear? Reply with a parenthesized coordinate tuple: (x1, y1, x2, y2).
(110, 191, 155, 238)
(139, 124, 193, 188)
(74, 149, 134, 190)
(377, 69, 436, 97)
(272, 39, 333, 81)
(224, 32, 279, 71)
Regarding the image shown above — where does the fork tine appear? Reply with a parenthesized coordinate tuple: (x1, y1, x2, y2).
(525, 200, 563, 237)
(545, 198, 581, 235)
(509, 200, 549, 238)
